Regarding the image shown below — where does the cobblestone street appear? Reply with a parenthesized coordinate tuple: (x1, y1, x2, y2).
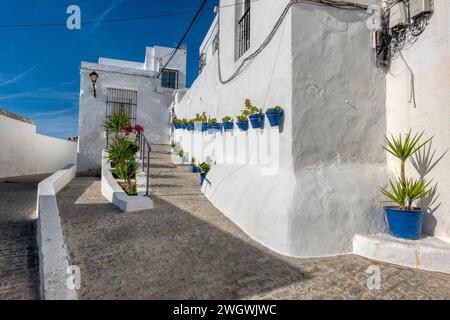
(57, 151, 450, 300)
(0, 175, 46, 300)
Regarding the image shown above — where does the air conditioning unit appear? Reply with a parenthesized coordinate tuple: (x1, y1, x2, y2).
(409, 0, 434, 19)
(389, 2, 409, 29)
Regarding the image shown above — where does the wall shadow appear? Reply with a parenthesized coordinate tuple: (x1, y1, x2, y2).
(411, 140, 448, 235)
(57, 178, 310, 300)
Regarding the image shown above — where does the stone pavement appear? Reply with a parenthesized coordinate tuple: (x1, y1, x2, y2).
(0, 175, 47, 300)
(57, 151, 450, 300)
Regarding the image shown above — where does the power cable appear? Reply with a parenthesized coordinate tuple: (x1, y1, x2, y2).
(156, 0, 209, 79)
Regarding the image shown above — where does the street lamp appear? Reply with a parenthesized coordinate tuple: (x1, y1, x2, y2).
(89, 71, 98, 98)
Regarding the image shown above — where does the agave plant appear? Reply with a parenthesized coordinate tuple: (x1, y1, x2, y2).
(107, 137, 139, 168)
(111, 159, 141, 195)
(104, 112, 130, 138)
(383, 130, 432, 183)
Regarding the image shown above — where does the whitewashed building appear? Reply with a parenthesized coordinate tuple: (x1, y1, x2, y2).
(173, 0, 450, 270)
(77, 45, 186, 174)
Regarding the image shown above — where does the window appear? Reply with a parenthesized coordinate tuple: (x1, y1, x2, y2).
(199, 53, 207, 73)
(106, 88, 137, 126)
(238, 0, 251, 58)
(212, 32, 219, 54)
(161, 69, 179, 89)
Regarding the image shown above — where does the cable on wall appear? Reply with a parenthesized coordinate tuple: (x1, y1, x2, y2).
(217, 0, 369, 85)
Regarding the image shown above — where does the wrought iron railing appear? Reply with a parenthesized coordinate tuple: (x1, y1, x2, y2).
(138, 133, 151, 197)
(238, 8, 251, 58)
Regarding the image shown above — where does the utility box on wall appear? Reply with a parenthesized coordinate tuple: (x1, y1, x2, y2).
(409, 0, 434, 18)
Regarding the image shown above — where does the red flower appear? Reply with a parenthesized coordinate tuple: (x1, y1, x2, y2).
(135, 124, 144, 133)
(124, 124, 133, 135)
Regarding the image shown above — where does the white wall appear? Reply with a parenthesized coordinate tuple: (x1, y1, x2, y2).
(174, 0, 385, 257)
(77, 62, 174, 174)
(386, 0, 450, 241)
(0, 114, 77, 179)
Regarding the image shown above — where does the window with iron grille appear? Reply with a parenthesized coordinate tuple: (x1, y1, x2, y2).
(212, 32, 219, 54)
(106, 88, 137, 126)
(238, 0, 251, 58)
(161, 69, 179, 89)
(199, 53, 207, 73)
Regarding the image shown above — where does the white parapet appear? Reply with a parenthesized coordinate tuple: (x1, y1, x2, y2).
(353, 233, 450, 274)
(37, 164, 78, 300)
(101, 150, 153, 212)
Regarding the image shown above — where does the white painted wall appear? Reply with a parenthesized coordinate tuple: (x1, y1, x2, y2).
(174, 0, 386, 257)
(386, 0, 450, 241)
(0, 114, 77, 178)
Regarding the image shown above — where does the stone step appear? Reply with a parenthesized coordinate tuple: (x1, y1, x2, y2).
(353, 233, 450, 274)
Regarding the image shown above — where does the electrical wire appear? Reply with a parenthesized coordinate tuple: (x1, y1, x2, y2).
(217, 0, 368, 85)
(156, 0, 209, 79)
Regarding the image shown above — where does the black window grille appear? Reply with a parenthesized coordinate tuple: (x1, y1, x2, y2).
(238, 5, 251, 58)
(161, 69, 179, 89)
(213, 32, 219, 54)
(106, 88, 137, 126)
(199, 53, 207, 73)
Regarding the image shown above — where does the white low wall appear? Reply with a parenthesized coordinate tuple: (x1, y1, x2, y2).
(37, 164, 78, 300)
(101, 150, 153, 212)
(0, 113, 77, 179)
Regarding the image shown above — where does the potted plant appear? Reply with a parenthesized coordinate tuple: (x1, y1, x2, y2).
(194, 113, 208, 131)
(199, 159, 212, 186)
(173, 117, 183, 129)
(189, 157, 200, 173)
(222, 116, 233, 132)
(266, 106, 284, 127)
(208, 118, 221, 132)
(178, 149, 188, 163)
(379, 131, 432, 239)
(236, 114, 249, 131)
(104, 112, 130, 139)
(244, 99, 264, 129)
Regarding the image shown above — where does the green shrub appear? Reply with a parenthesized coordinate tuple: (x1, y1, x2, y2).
(111, 158, 141, 196)
(222, 116, 232, 123)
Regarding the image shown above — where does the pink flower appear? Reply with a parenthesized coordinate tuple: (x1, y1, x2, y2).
(135, 124, 144, 133)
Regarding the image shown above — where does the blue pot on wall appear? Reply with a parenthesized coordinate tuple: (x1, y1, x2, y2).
(209, 123, 221, 132)
(249, 113, 264, 129)
(174, 123, 182, 129)
(189, 164, 200, 173)
(202, 122, 208, 132)
(200, 174, 206, 186)
(266, 109, 283, 127)
(384, 207, 424, 240)
(223, 121, 234, 132)
(237, 120, 249, 131)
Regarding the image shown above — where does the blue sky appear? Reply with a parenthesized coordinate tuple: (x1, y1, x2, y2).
(0, 0, 217, 138)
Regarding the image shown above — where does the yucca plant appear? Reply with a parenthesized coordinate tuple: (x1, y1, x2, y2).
(380, 178, 432, 210)
(104, 112, 130, 138)
(107, 137, 139, 168)
(383, 130, 431, 184)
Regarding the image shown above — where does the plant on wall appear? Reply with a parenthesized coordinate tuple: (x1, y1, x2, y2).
(104, 112, 130, 138)
(266, 106, 284, 127)
(111, 158, 141, 195)
(379, 130, 433, 240)
(107, 137, 139, 168)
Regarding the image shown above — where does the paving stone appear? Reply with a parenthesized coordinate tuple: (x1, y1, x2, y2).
(56, 151, 450, 300)
(0, 175, 46, 300)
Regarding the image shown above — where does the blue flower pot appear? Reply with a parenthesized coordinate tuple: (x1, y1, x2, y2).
(237, 120, 249, 131)
(202, 122, 208, 132)
(174, 123, 182, 129)
(249, 113, 264, 129)
(384, 207, 424, 240)
(189, 164, 200, 173)
(209, 123, 221, 131)
(266, 109, 283, 127)
(223, 121, 234, 132)
(182, 123, 187, 130)
(200, 174, 206, 186)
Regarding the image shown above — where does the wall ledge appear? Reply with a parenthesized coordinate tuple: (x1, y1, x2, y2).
(37, 164, 78, 300)
(353, 233, 450, 274)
